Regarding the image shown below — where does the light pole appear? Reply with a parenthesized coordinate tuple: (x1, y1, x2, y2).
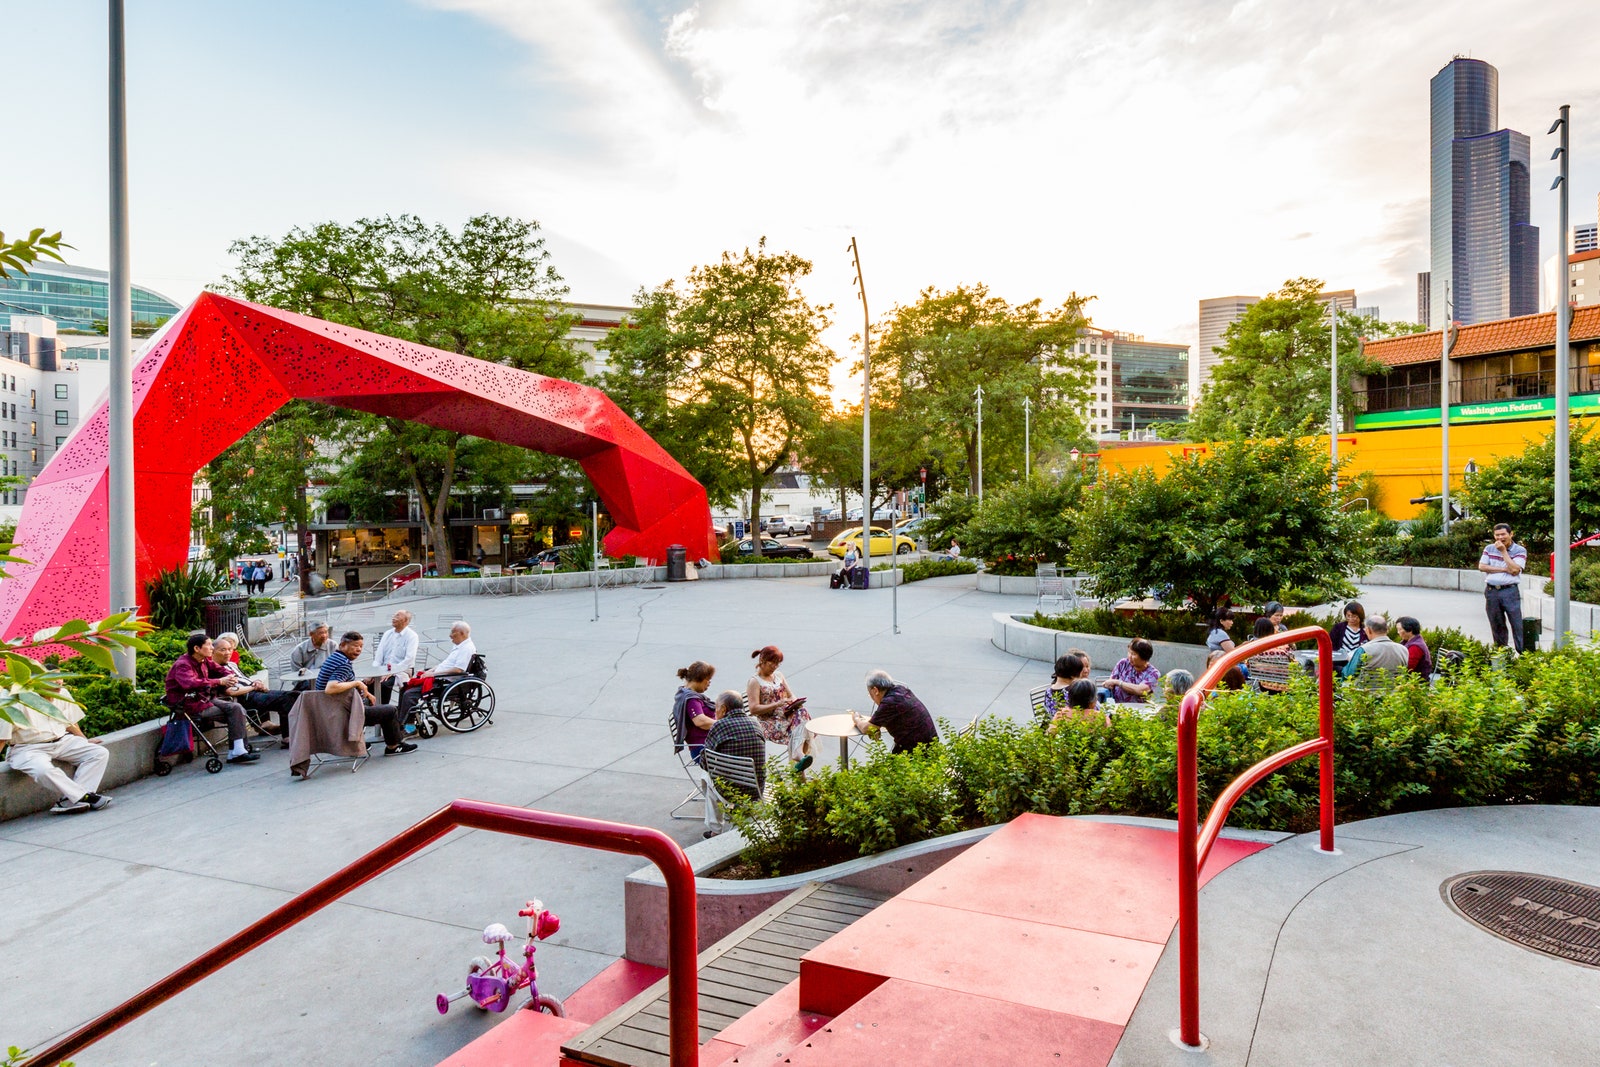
(1440, 283, 1457, 535)
(1023, 396, 1032, 479)
(1329, 301, 1339, 495)
(974, 384, 984, 502)
(850, 237, 872, 571)
(1551, 105, 1572, 647)
(108, 0, 137, 679)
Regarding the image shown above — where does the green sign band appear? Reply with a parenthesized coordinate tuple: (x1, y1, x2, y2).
(1354, 393, 1600, 430)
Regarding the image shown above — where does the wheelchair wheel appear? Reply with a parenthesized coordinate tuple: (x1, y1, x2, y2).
(205, 756, 224, 774)
(438, 679, 494, 732)
(417, 712, 439, 739)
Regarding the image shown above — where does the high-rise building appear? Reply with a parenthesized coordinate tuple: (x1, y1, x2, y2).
(1066, 329, 1187, 438)
(1570, 249, 1600, 309)
(0, 316, 107, 515)
(1195, 295, 1259, 398)
(0, 262, 180, 333)
(1574, 223, 1599, 254)
(1417, 271, 1432, 325)
(1428, 57, 1539, 328)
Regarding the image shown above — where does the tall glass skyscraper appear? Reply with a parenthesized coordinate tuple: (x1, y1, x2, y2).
(1429, 58, 1538, 328)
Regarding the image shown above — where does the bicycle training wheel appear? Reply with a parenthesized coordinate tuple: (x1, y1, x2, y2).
(438, 680, 495, 732)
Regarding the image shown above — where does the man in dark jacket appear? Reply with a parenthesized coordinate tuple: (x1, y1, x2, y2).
(852, 670, 938, 754)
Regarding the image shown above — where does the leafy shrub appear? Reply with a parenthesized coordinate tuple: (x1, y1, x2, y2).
(1543, 555, 1600, 603)
(729, 651, 1600, 876)
(1025, 607, 1213, 646)
(985, 556, 1041, 576)
(145, 564, 229, 630)
(248, 597, 282, 617)
(870, 558, 978, 583)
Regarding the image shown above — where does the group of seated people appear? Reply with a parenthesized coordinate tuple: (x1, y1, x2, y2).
(1039, 640, 1176, 725)
(1206, 600, 1435, 688)
(671, 645, 940, 801)
(160, 610, 481, 771)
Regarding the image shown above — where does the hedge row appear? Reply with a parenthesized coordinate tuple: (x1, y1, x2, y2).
(729, 644, 1600, 876)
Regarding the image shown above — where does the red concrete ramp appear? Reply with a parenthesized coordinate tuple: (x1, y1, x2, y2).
(795, 815, 1267, 1063)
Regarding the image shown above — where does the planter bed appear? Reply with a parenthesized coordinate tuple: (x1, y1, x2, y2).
(991, 611, 1212, 675)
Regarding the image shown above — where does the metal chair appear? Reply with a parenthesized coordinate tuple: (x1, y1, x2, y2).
(666, 711, 716, 826)
(1037, 577, 1067, 613)
(700, 748, 765, 830)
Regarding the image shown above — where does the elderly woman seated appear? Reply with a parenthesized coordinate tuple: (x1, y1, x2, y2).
(212, 632, 300, 738)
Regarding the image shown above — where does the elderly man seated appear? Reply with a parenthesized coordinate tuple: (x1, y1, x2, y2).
(316, 631, 415, 756)
(396, 620, 476, 730)
(1341, 614, 1408, 683)
(851, 669, 939, 754)
(366, 609, 420, 704)
(212, 632, 299, 739)
(165, 631, 261, 765)
(0, 689, 113, 813)
(702, 690, 766, 802)
(288, 621, 334, 691)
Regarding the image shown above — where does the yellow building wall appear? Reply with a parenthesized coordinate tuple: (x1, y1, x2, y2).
(1095, 417, 1598, 519)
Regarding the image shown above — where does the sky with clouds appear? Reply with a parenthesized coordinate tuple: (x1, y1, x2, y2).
(7, 0, 1597, 370)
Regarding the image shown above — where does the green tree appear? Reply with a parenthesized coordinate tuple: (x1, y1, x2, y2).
(797, 405, 927, 519)
(600, 240, 834, 553)
(1189, 279, 1415, 441)
(1461, 424, 1600, 546)
(873, 285, 1093, 496)
(220, 214, 586, 567)
(948, 472, 1089, 566)
(1070, 433, 1376, 617)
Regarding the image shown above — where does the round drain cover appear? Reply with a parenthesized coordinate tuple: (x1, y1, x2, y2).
(1443, 870, 1600, 968)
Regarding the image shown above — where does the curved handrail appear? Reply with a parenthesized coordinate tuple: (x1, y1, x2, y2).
(21, 801, 700, 1067)
(1175, 624, 1336, 1049)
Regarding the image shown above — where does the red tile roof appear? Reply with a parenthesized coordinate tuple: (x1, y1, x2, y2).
(1572, 249, 1600, 264)
(1363, 305, 1600, 368)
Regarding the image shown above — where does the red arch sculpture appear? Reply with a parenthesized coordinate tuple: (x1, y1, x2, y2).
(0, 292, 714, 638)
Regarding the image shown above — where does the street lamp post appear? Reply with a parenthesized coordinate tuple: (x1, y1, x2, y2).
(1440, 283, 1456, 536)
(1023, 396, 1031, 480)
(107, 0, 137, 679)
(1551, 105, 1572, 647)
(850, 237, 872, 572)
(1329, 301, 1339, 495)
(974, 384, 984, 502)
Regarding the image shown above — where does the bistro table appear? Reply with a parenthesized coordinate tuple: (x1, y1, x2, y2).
(807, 713, 866, 768)
(1291, 649, 1352, 675)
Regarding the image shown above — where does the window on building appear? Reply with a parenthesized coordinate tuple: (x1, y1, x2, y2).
(55, 436, 65, 448)
(54, 384, 68, 399)
(30, 421, 37, 437)
(29, 388, 35, 407)
(30, 449, 37, 463)
(55, 410, 68, 425)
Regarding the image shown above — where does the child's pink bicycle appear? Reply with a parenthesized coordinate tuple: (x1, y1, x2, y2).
(436, 899, 566, 1016)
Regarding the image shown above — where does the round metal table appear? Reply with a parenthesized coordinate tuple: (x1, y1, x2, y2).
(807, 712, 865, 768)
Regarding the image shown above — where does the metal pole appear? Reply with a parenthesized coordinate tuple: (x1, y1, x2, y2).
(107, 0, 136, 679)
(975, 385, 984, 502)
(1553, 105, 1572, 647)
(850, 238, 872, 574)
(590, 499, 599, 622)
(1440, 282, 1452, 536)
(1330, 302, 1339, 494)
(1023, 396, 1031, 479)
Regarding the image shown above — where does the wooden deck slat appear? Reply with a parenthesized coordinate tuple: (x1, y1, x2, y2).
(562, 881, 889, 1067)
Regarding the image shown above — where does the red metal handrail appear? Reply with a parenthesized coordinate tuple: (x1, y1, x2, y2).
(1551, 531, 1600, 575)
(21, 800, 699, 1067)
(1175, 625, 1336, 1049)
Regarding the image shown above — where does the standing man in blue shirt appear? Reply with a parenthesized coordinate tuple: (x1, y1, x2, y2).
(1478, 522, 1527, 652)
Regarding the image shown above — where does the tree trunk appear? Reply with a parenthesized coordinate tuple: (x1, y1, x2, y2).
(296, 482, 311, 598)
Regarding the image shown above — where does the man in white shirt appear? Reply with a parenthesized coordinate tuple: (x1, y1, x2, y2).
(0, 692, 112, 814)
(397, 621, 476, 727)
(366, 609, 420, 703)
(1478, 522, 1528, 652)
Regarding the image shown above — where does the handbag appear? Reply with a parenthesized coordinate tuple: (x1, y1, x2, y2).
(158, 715, 194, 758)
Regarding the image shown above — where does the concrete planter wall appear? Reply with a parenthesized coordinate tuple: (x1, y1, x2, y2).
(991, 612, 1212, 675)
(977, 573, 1040, 595)
(1, 716, 166, 821)
(623, 825, 1000, 968)
(1360, 565, 1600, 639)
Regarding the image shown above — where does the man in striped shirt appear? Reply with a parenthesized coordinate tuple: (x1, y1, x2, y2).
(316, 632, 415, 756)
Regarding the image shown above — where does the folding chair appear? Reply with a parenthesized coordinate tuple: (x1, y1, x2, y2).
(1037, 577, 1067, 613)
(1035, 563, 1058, 579)
(700, 749, 766, 833)
(667, 711, 716, 826)
(1061, 576, 1088, 611)
(1028, 685, 1056, 724)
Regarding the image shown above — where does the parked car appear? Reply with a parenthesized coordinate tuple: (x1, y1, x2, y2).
(764, 515, 812, 536)
(514, 545, 578, 569)
(720, 537, 817, 560)
(895, 515, 933, 540)
(828, 527, 916, 558)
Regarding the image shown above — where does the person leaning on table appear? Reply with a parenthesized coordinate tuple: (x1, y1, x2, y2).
(289, 621, 334, 691)
(0, 689, 112, 814)
(851, 670, 939, 754)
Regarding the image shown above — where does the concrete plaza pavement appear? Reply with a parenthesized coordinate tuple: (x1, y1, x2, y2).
(1, 573, 1049, 1066)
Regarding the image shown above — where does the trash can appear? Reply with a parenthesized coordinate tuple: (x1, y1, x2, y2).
(666, 545, 687, 582)
(344, 567, 361, 591)
(202, 592, 250, 641)
(1522, 616, 1542, 652)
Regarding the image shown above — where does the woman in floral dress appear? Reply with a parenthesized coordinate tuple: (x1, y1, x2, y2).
(745, 645, 814, 772)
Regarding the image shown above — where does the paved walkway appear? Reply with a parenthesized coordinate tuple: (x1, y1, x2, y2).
(1, 574, 1046, 1066)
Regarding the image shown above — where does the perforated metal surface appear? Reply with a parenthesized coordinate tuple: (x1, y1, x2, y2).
(0, 293, 714, 640)
(1443, 870, 1600, 968)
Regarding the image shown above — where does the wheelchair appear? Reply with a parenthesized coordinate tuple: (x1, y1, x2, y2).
(401, 653, 496, 737)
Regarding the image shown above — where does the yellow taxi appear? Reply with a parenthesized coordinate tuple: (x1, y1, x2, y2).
(828, 526, 917, 558)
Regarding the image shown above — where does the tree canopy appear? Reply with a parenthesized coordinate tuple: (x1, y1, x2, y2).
(599, 240, 834, 551)
(873, 285, 1094, 496)
(1070, 433, 1377, 617)
(0, 228, 68, 278)
(1462, 425, 1600, 546)
(1188, 278, 1421, 441)
(217, 214, 586, 567)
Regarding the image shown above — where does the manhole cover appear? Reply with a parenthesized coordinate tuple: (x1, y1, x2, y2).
(1442, 870, 1600, 967)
